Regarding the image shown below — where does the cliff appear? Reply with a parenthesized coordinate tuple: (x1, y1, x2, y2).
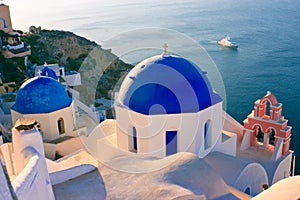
(20, 29, 133, 104)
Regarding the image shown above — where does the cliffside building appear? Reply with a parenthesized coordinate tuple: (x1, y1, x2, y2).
(10, 71, 87, 141)
(0, 46, 296, 199)
(0, 3, 31, 58)
(35, 63, 81, 87)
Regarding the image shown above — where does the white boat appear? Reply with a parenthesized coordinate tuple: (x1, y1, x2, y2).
(218, 35, 239, 48)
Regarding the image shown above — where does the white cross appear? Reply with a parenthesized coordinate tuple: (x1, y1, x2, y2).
(162, 43, 168, 56)
(37, 69, 42, 76)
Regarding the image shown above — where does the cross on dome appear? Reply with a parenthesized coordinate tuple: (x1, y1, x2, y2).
(162, 43, 168, 56)
(37, 69, 42, 76)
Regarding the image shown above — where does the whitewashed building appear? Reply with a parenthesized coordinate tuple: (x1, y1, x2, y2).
(35, 63, 81, 86)
(115, 54, 235, 158)
(10, 75, 77, 141)
(86, 51, 293, 196)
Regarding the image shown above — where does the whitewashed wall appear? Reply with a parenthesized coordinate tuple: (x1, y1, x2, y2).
(116, 101, 224, 158)
(12, 149, 54, 200)
(11, 103, 75, 141)
(272, 152, 293, 184)
(233, 163, 268, 196)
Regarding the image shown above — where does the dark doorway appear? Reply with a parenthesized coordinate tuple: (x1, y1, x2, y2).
(129, 127, 137, 153)
(166, 130, 177, 156)
(133, 127, 137, 152)
(244, 187, 251, 195)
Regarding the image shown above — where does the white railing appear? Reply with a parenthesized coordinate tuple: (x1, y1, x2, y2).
(8, 42, 24, 50)
(74, 99, 99, 122)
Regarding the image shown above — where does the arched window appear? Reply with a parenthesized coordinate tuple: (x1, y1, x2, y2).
(262, 99, 271, 117)
(244, 187, 251, 195)
(57, 118, 65, 135)
(269, 128, 276, 145)
(255, 126, 263, 143)
(265, 100, 271, 116)
(204, 120, 212, 149)
(0, 18, 7, 28)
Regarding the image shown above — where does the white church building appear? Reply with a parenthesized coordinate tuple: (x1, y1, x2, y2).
(0, 47, 295, 199)
(115, 54, 234, 158)
(86, 50, 293, 195)
(10, 73, 80, 141)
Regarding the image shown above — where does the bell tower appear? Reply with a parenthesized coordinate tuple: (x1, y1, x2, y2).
(0, 3, 13, 32)
(241, 92, 292, 160)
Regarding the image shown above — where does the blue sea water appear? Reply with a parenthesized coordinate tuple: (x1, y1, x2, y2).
(13, 0, 300, 173)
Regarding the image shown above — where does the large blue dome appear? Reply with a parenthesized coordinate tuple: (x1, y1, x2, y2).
(12, 76, 72, 114)
(118, 55, 222, 115)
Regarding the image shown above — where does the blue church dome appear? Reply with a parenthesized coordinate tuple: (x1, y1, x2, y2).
(118, 54, 222, 115)
(12, 76, 72, 114)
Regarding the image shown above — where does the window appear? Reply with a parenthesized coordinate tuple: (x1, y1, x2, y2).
(204, 120, 212, 149)
(244, 187, 251, 195)
(57, 118, 65, 135)
(265, 100, 271, 116)
(166, 130, 177, 156)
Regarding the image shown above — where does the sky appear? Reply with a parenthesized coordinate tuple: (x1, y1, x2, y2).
(6, 0, 78, 31)
(4, 0, 154, 31)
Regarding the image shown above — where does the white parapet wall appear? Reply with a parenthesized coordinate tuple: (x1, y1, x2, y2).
(0, 162, 14, 200)
(272, 152, 293, 184)
(0, 143, 15, 179)
(222, 110, 244, 135)
(11, 147, 55, 200)
(49, 164, 96, 185)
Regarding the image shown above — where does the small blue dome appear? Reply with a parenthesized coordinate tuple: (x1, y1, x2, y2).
(12, 76, 72, 114)
(118, 55, 222, 115)
(41, 67, 58, 79)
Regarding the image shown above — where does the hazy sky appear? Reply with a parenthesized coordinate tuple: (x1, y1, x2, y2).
(5, 0, 142, 31)
(6, 0, 86, 30)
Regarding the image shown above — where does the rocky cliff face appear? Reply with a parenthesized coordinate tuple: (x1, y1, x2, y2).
(24, 29, 133, 105)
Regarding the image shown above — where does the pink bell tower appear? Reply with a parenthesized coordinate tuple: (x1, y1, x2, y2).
(241, 92, 292, 160)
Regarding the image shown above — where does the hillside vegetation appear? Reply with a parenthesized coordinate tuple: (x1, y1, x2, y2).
(0, 29, 133, 104)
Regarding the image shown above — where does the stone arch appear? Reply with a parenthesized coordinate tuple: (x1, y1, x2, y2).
(251, 124, 263, 142)
(261, 92, 278, 106)
(261, 98, 272, 117)
(251, 123, 263, 131)
(256, 126, 264, 143)
(266, 127, 276, 145)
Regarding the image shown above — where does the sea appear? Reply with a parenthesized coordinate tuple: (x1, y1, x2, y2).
(10, 0, 300, 174)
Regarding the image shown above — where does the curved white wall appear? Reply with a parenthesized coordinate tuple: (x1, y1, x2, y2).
(12, 148, 54, 200)
(272, 152, 292, 184)
(234, 163, 268, 196)
(11, 127, 54, 200)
